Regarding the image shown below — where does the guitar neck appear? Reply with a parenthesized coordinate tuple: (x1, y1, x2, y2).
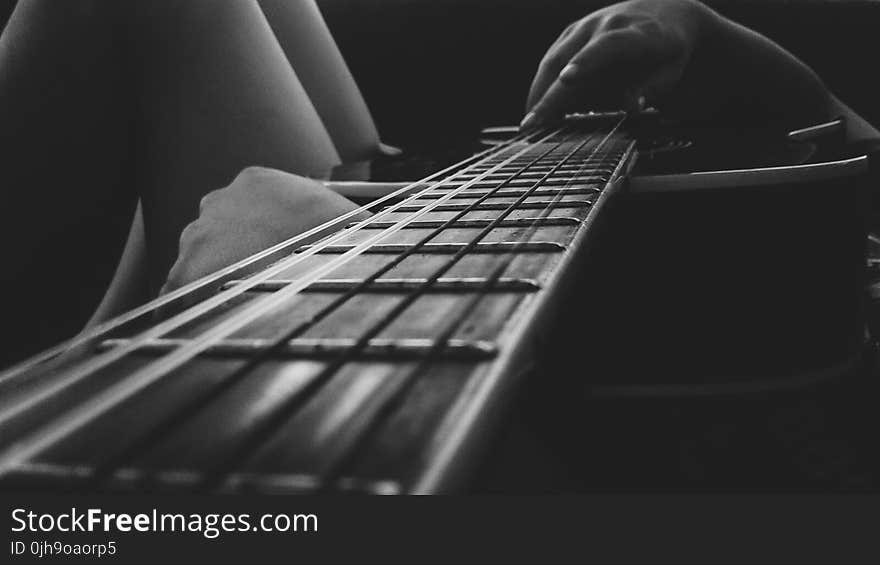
(0, 117, 636, 494)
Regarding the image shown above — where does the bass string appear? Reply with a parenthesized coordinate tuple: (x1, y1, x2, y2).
(309, 117, 631, 491)
(77, 128, 586, 489)
(16, 122, 620, 492)
(409, 124, 635, 495)
(0, 126, 539, 387)
(185, 126, 616, 492)
(0, 126, 560, 425)
(0, 126, 573, 475)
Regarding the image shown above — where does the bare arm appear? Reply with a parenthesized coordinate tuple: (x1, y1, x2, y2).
(523, 0, 880, 145)
(257, 0, 383, 163)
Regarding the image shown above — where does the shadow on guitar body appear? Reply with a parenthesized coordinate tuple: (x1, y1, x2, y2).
(470, 155, 878, 493)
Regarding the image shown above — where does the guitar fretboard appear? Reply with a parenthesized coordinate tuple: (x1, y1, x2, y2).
(0, 119, 634, 494)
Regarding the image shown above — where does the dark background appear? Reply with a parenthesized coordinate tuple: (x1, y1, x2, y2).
(1, 0, 878, 145)
(0, 0, 878, 493)
(317, 0, 880, 146)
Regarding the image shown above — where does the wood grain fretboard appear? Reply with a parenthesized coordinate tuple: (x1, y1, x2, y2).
(0, 120, 635, 494)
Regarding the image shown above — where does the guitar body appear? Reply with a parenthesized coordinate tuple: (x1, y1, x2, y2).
(0, 114, 870, 494)
(584, 117, 870, 392)
(385, 114, 870, 391)
(585, 165, 868, 391)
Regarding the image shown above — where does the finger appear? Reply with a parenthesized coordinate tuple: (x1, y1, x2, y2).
(526, 18, 597, 111)
(522, 28, 677, 128)
(378, 142, 403, 157)
(198, 189, 219, 214)
(525, 10, 649, 112)
(548, 21, 578, 51)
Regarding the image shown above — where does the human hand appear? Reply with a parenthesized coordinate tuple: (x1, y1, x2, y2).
(162, 167, 369, 293)
(523, 0, 831, 129)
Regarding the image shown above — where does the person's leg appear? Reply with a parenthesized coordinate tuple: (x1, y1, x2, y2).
(0, 0, 356, 364)
(127, 0, 345, 292)
(0, 0, 137, 365)
(256, 0, 382, 162)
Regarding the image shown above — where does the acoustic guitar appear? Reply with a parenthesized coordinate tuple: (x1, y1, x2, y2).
(0, 112, 870, 494)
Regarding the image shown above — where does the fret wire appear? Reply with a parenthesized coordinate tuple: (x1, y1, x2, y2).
(195, 128, 612, 492)
(0, 128, 548, 396)
(19, 129, 579, 488)
(478, 157, 618, 165)
(311, 119, 629, 490)
(0, 126, 569, 475)
(435, 179, 609, 188)
(474, 159, 617, 165)
(317, 117, 631, 491)
(6, 120, 624, 490)
(454, 173, 610, 181)
(349, 217, 583, 229)
(417, 187, 600, 199)
(0, 127, 539, 387)
(79, 129, 584, 491)
(458, 165, 617, 173)
(8, 121, 624, 492)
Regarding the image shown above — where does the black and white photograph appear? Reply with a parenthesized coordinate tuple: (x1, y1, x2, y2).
(0, 0, 878, 559)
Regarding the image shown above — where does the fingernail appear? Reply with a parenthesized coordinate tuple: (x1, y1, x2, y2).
(519, 111, 542, 131)
(378, 142, 403, 157)
(622, 89, 647, 114)
(559, 63, 579, 82)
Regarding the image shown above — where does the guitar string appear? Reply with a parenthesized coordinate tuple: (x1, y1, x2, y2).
(312, 117, 630, 492)
(0, 126, 573, 476)
(0, 131, 524, 386)
(408, 123, 634, 495)
(0, 128, 536, 387)
(72, 128, 583, 490)
(10, 121, 620, 491)
(183, 127, 613, 493)
(0, 127, 558, 431)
